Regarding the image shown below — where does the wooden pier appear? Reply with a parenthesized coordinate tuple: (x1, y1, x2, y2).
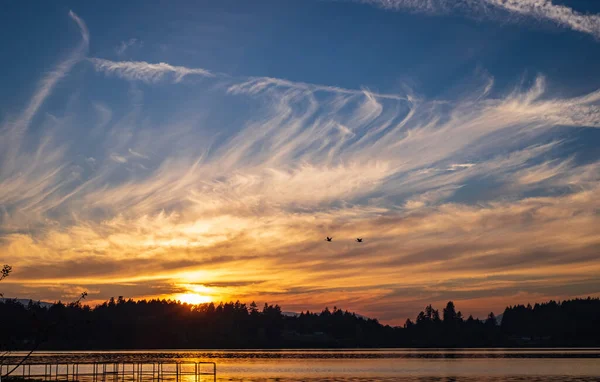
(0, 362, 216, 382)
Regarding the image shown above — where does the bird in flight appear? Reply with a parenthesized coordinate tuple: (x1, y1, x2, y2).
(356, 238, 363, 243)
(326, 237, 333, 242)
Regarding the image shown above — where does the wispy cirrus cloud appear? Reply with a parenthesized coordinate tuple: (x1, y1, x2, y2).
(19, 11, 89, 129)
(115, 38, 140, 56)
(488, 0, 600, 39)
(358, 0, 600, 39)
(89, 58, 214, 83)
(89, 58, 407, 100)
(0, 10, 89, 230)
(4, 55, 600, 321)
(228, 76, 409, 100)
(2, 10, 600, 323)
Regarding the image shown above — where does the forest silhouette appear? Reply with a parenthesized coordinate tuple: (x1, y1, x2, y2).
(1, 297, 599, 349)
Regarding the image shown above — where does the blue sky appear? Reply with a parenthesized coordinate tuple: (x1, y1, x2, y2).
(1, 0, 599, 323)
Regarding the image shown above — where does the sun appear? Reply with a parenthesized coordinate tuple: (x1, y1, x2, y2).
(176, 293, 212, 305)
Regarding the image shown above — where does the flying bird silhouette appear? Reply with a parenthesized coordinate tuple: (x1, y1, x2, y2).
(326, 237, 332, 242)
(356, 238, 363, 243)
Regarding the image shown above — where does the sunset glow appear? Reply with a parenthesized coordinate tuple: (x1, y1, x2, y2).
(176, 293, 213, 305)
(1, 1, 600, 325)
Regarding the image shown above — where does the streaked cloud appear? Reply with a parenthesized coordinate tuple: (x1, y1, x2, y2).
(1, 8, 599, 324)
(488, 0, 600, 39)
(4, 58, 600, 321)
(0, 10, 89, 232)
(89, 58, 214, 83)
(228, 76, 408, 100)
(89, 58, 407, 100)
(116, 38, 139, 56)
(359, 0, 600, 39)
(2, 10, 88, 134)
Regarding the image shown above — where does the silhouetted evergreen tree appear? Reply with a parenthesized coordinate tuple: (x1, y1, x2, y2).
(443, 301, 458, 323)
(1, 297, 599, 349)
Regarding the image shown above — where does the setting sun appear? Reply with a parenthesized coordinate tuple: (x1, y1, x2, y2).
(176, 293, 212, 305)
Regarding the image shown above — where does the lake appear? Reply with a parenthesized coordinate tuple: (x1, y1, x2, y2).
(6, 349, 600, 381)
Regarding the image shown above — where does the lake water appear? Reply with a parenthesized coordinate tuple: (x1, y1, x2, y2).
(6, 349, 600, 381)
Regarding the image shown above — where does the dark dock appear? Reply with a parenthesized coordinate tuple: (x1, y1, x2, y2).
(0, 361, 216, 382)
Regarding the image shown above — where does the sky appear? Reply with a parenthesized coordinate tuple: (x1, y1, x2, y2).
(1, 0, 599, 325)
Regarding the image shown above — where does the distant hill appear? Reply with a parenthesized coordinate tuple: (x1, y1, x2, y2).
(0, 298, 53, 308)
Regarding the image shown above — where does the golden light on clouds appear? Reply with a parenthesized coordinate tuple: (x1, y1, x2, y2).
(1, 9, 600, 325)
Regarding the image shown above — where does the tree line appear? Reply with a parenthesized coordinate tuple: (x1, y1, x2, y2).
(1, 296, 599, 349)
